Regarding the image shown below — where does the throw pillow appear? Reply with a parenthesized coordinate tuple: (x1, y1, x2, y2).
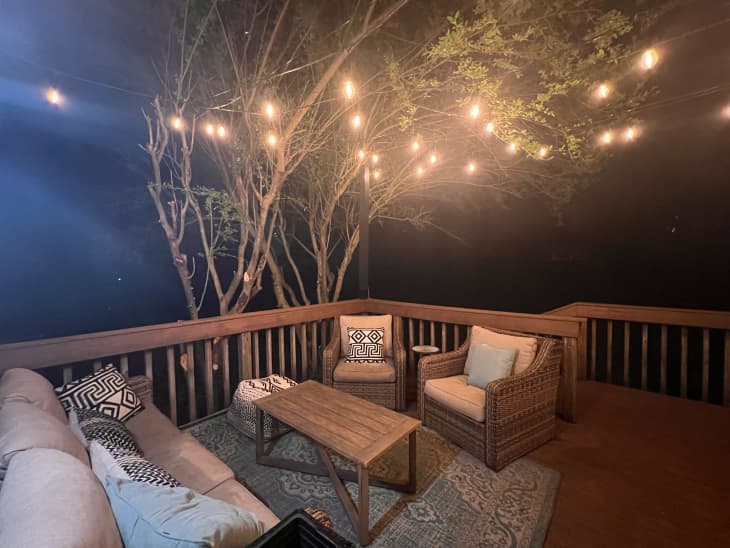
(467, 343, 517, 389)
(339, 314, 394, 357)
(55, 363, 143, 422)
(346, 327, 385, 362)
(464, 326, 538, 376)
(70, 407, 140, 453)
(104, 477, 264, 548)
(0, 368, 68, 424)
(89, 440, 180, 488)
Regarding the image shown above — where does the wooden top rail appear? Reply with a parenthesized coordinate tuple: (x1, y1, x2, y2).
(547, 302, 730, 330)
(368, 299, 584, 338)
(0, 300, 367, 372)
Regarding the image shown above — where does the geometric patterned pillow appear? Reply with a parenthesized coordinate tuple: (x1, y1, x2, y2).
(55, 364, 143, 422)
(92, 441, 180, 488)
(71, 407, 140, 454)
(345, 327, 385, 363)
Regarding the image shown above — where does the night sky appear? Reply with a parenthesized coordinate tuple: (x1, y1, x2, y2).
(1, 1, 729, 343)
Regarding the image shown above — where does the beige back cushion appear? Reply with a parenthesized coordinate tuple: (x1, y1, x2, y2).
(0, 448, 122, 548)
(465, 326, 538, 376)
(339, 314, 393, 357)
(0, 368, 67, 424)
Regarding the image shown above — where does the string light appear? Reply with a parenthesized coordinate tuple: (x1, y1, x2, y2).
(344, 80, 355, 99)
(266, 132, 277, 147)
(216, 125, 226, 138)
(624, 127, 636, 141)
(411, 141, 420, 152)
(170, 116, 183, 130)
(641, 49, 658, 70)
(597, 83, 610, 99)
(429, 153, 437, 165)
(372, 170, 381, 180)
(469, 104, 480, 120)
(357, 149, 366, 160)
(351, 114, 362, 129)
(466, 162, 477, 173)
(205, 123, 215, 136)
(485, 122, 495, 134)
(46, 88, 61, 105)
(600, 130, 613, 145)
(371, 153, 379, 164)
(416, 165, 424, 176)
(539, 146, 548, 158)
(508, 142, 518, 153)
(264, 102, 276, 119)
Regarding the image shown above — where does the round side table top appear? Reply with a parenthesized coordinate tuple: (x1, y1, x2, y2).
(411, 345, 440, 354)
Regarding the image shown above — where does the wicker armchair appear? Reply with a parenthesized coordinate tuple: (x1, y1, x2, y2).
(323, 316, 407, 410)
(418, 328, 562, 470)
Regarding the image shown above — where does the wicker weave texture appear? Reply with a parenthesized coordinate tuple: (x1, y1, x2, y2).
(418, 327, 562, 470)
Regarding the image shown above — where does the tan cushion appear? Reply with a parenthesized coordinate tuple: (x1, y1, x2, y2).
(465, 326, 538, 376)
(333, 358, 396, 383)
(206, 478, 280, 532)
(0, 368, 67, 424)
(0, 401, 89, 475)
(424, 375, 486, 422)
(144, 432, 234, 494)
(340, 314, 393, 357)
(126, 402, 183, 455)
(0, 448, 123, 548)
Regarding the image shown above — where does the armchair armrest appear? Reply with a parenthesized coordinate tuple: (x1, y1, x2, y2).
(417, 341, 469, 419)
(322, 319, 341, 386)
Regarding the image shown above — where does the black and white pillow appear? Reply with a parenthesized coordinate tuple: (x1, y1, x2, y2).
(71, 407, 140, 453)
(346, 327, 385, 362)
(55, 364, 143, 422)
(90, 441, 180, 488)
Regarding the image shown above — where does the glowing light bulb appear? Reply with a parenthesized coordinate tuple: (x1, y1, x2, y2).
(469, 104, 480, 119)
(411, 141, 420, 152)
(416, 165, 424, 176)
(371, 153, 379, 164)
(46, 88, 61, 105)
(205, 123, 215, 136)
(429, 153, 437, 165)
(466, 162, 476, 173)
(539, 146, 548, 158)
(641, 49, 658, 70)
(344, 80, 355, 99)
(598, 84, 610, 99)
(351, 114, 362, 129)
(601, 131, 613, 145)
(264, 102, 275, 119)
(485, 122, 495, 134)
(625, 127, 636, 141)
(372, 170, 381, 180)
(357, 149, 366, 160)
(170, 116, 183, 130)
(508, 142, 517, 153)
(266, 133, 277, 147)
(217, 125, 226, 138)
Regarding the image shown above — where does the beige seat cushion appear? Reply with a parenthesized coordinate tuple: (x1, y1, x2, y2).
(0, 368, 67, 424)
(424, 375, 486, 422)
(0, 401, 89, 473)
(144, 432, 234, 494)
(465, 326, 538, 376)
(206, 478, 279, 532)
(340, 314, 393, 357)
(333, 358, 396, 383)
(0, 448, 122, 548)
(126, 402, 183, 454)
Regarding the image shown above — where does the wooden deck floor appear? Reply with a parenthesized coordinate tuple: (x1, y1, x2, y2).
(529, 381, 730, 548)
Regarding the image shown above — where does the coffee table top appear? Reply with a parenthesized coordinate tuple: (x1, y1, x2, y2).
(254, 381, 420, 466)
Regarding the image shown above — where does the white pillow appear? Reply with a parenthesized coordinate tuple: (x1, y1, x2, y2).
(465, 326, 538, 376)
(339, 315, 393, 357)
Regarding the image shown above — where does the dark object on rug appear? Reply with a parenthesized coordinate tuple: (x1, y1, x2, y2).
(304, 506, 333, 529)
(247, 509, 352, 548)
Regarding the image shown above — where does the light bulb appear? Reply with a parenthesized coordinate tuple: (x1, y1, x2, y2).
(264, 102, 275, 119)
(601, 131, 613, 145)
(429, 153, 437, 164)
(170, 116, 183, 130)
(641, 49, 658, 70)
(508, 142, 517, 153)
(205, 123, 215, 136)
(344, 80, 355, 99)
(371, 153, 379, 164)
(466, 162, 476, 173)
(217, 125, 226, 138)
(416, 165, 424, 176)
(358, 149, 366, 160)
(46, 88, 61, 105)
(469, 104, 480, 119)
(411, 141, 420, 152)
(539, 146, 548, 158)
(625, 127, 636, 141)
(373, 170, 381, 180)
(266, 133, 277, 147)
(351, 114, 362, 129)
(485, 122, 495, 134)
(598, 84, 610, 99)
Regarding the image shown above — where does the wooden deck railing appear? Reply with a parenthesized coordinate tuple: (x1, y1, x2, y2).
(0, 298, 585, 424)
(548, 302, 730, 406)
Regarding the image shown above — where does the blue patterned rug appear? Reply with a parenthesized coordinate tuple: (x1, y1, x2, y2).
(187, 414, 558, 547)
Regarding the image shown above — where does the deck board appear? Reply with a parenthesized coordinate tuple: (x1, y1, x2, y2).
(530, 381, 730, 548)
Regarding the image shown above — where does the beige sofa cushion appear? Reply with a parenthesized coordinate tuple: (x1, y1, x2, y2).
(0, 368, 67, 423)
(126, 402, 182, 454)
(144, 432, 234, 494)
(424, 375, 486, 422)
(0, 401, 89, 475)
(340, 314, 393, 357)
(0, 448, 122, 548)
(333, 358, 396, 383)
(465, 326, 538, 376)
(207, 478, 280, 532)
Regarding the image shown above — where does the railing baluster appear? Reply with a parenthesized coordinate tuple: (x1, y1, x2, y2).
(289, 326, 298, 381)
(418, 320, 424, 346)
(300, 324, 308, 380)
(204, 339, 214, 415)
(724, 331, 730, 406)
(278, 327, 285, 377)
(623, 322, 630, 386)
(441, 322, 447, 351)
(93, 360, 102, 372)
(265, 329, 273, 377)
(62, 366, 73, 384)
(166, 346, 177, 425)
(590, 319, 597, 380)
(185, 343, 196, 422)
(680, 327, 688, 398)
(641, 324, 648, 390)
(144, 350, 153, 383)
(606, 320, 613, 383)
(408, 319, 415, 371)
(453, 324, 459, 350)
(310, 322, 318, 378)
(429, 321, 435, 345)
(221, 337, 231, 406)
(120, 355, 129, 376)
(702, 329, 709, 402)
(660, 325, 668, 394)
(252, 332, 260, 378)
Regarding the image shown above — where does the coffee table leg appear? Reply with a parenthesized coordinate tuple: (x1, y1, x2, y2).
(408, 430, 417, 493)
(358, 464, 370, 546)
(255, 408, 264, 462)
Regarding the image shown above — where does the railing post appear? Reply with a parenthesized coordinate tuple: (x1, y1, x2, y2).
(558, 336, 578, 422)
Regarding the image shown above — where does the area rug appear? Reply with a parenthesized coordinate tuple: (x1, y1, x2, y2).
(187, 414, 559, 547)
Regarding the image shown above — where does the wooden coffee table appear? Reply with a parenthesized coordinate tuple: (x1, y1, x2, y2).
(253, 381, 421, 545)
